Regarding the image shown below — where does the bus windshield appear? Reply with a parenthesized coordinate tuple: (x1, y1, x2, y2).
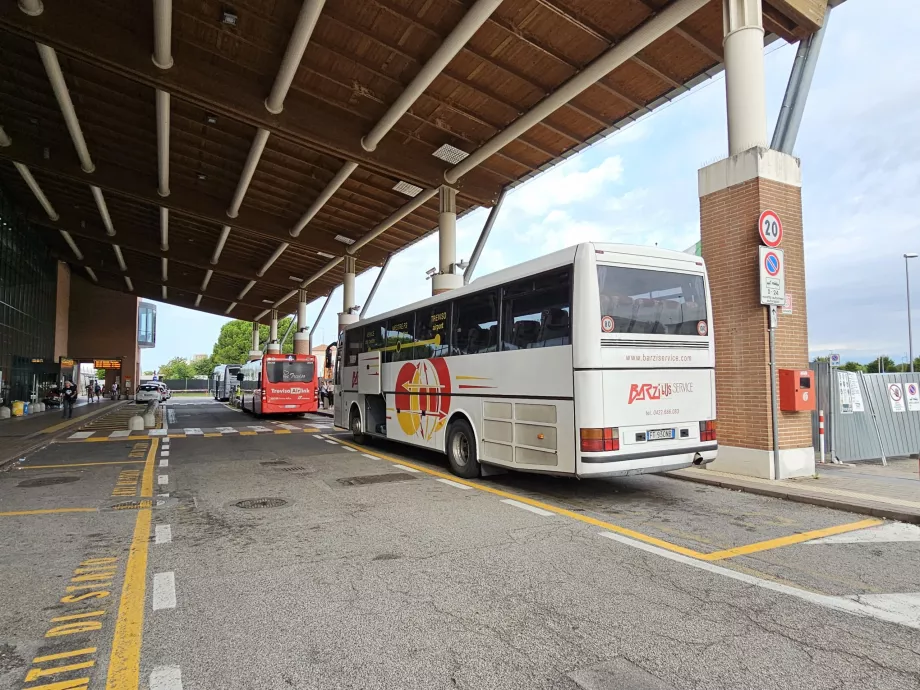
(265, 361, 315, 384)
(598, 265, 707, 336)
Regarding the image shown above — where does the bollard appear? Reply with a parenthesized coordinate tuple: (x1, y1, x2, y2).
(818, 410, 825, 464)
(128, 415, 144, 431)
(0, 406, 9, 419)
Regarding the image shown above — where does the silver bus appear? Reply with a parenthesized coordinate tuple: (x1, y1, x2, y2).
(211, 364, 241, 402)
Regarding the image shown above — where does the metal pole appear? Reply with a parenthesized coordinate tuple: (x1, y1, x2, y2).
(309, 292, 334, 353)
(906, 255, 915, 372)
(277, 313, 297, 351)
(465, 188, 507, 285)
(768, 306, 781, 479)
(776, 5, 832, 154)
(360, 255, 392, 318)
(771, 38, 808, 150)
(818, 409, 825, 464)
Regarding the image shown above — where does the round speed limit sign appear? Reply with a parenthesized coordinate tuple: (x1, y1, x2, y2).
(759, 210, 783, 247)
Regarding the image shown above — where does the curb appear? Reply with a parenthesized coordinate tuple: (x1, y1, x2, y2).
(0, 401, 129, 470)
(666, 470, 920, 525)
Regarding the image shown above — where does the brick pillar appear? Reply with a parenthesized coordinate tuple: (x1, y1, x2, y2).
(699, 147, 813, 479)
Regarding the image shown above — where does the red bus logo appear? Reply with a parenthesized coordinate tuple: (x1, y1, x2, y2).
(395, 359, 451, 441)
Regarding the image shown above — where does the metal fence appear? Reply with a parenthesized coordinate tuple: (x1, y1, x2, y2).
(813, 362, 920, 463)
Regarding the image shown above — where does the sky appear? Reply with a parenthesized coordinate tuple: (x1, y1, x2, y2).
(142, 0, 920, 371)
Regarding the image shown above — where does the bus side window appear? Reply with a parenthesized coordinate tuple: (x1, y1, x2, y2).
(415, 305, 451, 359)
(501, 269, 571, 349)
(453, 290, 499, 355)
(386, 315, 415, 363)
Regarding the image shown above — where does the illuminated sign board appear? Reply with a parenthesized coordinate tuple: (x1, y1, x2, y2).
(60, 358, 75, 368)
(94, 359, 122, 369)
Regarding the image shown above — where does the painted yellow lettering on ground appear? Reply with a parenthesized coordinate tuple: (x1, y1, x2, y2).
(64, 584, 111, 593)
(70, 570, 115, 582)
(80, 558, 116, 566)
(32, 648, 96, 664)
(60, 591, 110, 604)
(45, 621, 103, 637)
(50, 611, 105, 623)
(20, 678, 89, 690)
(25, 660, 95, 682)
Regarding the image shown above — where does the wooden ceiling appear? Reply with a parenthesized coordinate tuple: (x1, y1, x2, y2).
(0, 0, 824, 322)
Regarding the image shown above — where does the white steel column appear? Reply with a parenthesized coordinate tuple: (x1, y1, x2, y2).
(267, 309, 281, 353)
(339, 256, 358, 328)
(294, 290, 310, 355)
(249, 322, 261, 361)
(432, 186, 462, 295)
(723, 0, 767, 155)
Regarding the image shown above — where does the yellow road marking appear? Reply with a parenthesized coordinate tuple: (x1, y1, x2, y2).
(105, 503, 152, 689)
(140, 439, 158, 498)
(204, 432, 222, 437)
(336, 438, 884, 562)
(239, 431, 257, 436)
(274, 429, 292, 434)
(0, 507, 97, 517)
(700, 518, 883, 560)
(302, 428, 320, 432)
(33, 647, 97, 663)
(17, 461, 146, 469)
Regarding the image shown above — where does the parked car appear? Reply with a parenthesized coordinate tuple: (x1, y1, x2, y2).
(136, 383, 162, 404)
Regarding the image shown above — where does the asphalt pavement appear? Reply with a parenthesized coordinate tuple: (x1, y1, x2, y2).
(1, 398, 918, 690)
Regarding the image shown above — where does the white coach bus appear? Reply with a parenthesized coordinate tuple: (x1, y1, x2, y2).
(334, 243, 717, 479)
(211, 363, 241, 402)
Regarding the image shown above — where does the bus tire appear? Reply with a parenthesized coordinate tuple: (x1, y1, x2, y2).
(350, 405, 367, 444)
(446, 418, 480, 479)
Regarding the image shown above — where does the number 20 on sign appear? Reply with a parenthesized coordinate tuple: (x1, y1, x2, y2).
(759, 210, 783, 247)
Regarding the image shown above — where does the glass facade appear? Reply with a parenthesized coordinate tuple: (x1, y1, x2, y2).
(138, 301, 156, 348)
(0, 186, 58, 405)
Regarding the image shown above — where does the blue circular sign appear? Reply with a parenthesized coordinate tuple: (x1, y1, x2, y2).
(764, 252, 780, 276)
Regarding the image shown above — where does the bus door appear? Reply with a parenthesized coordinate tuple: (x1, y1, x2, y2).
(333, 333, 345, 428)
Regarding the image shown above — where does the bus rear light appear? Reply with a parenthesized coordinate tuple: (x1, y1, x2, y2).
(580, 427, 619, 453)
(699, 420, 717, 442)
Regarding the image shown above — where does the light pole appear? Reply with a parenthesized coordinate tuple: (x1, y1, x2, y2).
(906, 253, 918, 373)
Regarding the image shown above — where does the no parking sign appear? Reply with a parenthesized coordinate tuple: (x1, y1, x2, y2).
(758, 247, 785, 306)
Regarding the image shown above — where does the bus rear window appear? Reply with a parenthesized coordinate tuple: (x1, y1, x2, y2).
(597, 266, 707, 335)
(265, 361, 315, 383)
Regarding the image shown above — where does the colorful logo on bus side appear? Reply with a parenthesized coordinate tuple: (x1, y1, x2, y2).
(395, 358, 451, 441)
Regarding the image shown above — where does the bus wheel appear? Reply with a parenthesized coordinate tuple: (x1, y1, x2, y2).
(350, 407, 367, 444)
(446, 418, 480, 479)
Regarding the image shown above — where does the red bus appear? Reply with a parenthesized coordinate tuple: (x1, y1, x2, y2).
(238, 353, 318, 416)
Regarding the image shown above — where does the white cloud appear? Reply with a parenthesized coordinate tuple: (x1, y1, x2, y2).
(504, 155, 624, 218)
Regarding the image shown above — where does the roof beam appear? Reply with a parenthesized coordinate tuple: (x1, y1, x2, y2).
(0, 132, 391, 264)
(28, 216, 300, 291)
(0, 1, 501, 206)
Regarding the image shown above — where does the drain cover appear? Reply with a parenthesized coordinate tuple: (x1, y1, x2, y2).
(235, 498, 288, 509)
(277, 466, 307, 472)
(260, 460, 289, 466)
(18, 476, 80, 488)
(337, 473, 416, 487)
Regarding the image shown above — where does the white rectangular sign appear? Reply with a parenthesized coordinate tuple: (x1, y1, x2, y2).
(759, 247, 785, 306)
(888, 383, 906, 413)
(906, 381, 920, 412)
(837, 371, 852, 414)
(847, 371, 865, 413)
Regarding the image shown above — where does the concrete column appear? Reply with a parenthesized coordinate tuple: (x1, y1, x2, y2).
(698, 147, 812, 480)
(249, 321, 261, 361)
(339, 256, 358, 328)
(433, 185, 463, 295)
(267, 309, 281, 353)
(723, 0, 767, 155)
(294, 290, 310, 355)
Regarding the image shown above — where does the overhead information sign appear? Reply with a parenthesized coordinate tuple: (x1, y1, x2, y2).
(94, 359, 122, 369)
(759, 247, 785, 306)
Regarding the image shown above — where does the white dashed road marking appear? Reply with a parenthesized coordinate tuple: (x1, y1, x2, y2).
(158, 474, 168, 485)
(215, 427, 238, 434)
(392, 464, 421, 473)
(501, 499, 554, 516)
(807, 522, 920, 545)
(436, 478, 472, 490)
(160, 450, 170, 457)
(325, 440, 339, 445)
(109, 430, 131, 438)
(68, 431, 94, 439)
(159, 459, 168, 468)
(183, 428, 203, 435)
(155, 524, 172, 544)
(152, 572, 177, 610)
(150, 665, 184, 690)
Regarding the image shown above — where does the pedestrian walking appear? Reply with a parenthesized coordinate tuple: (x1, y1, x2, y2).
(95, 382, 102, 401)
(61, 380, 77, 419)
(111, 382, 119, 400)
(318, 380, 328, 409)
(86, 381, 94, 403)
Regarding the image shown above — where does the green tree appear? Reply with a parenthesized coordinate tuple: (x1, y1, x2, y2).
(840, 361, 865, 372)
(210, 318, 295, 364)
(95, 368, 106, 380)
(866, 356, 895, 374)
(143, 370, 154, 376)
(158, 357, 192, 379)
(813, 356, 829, 363)
(191, 355, 215, 377)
